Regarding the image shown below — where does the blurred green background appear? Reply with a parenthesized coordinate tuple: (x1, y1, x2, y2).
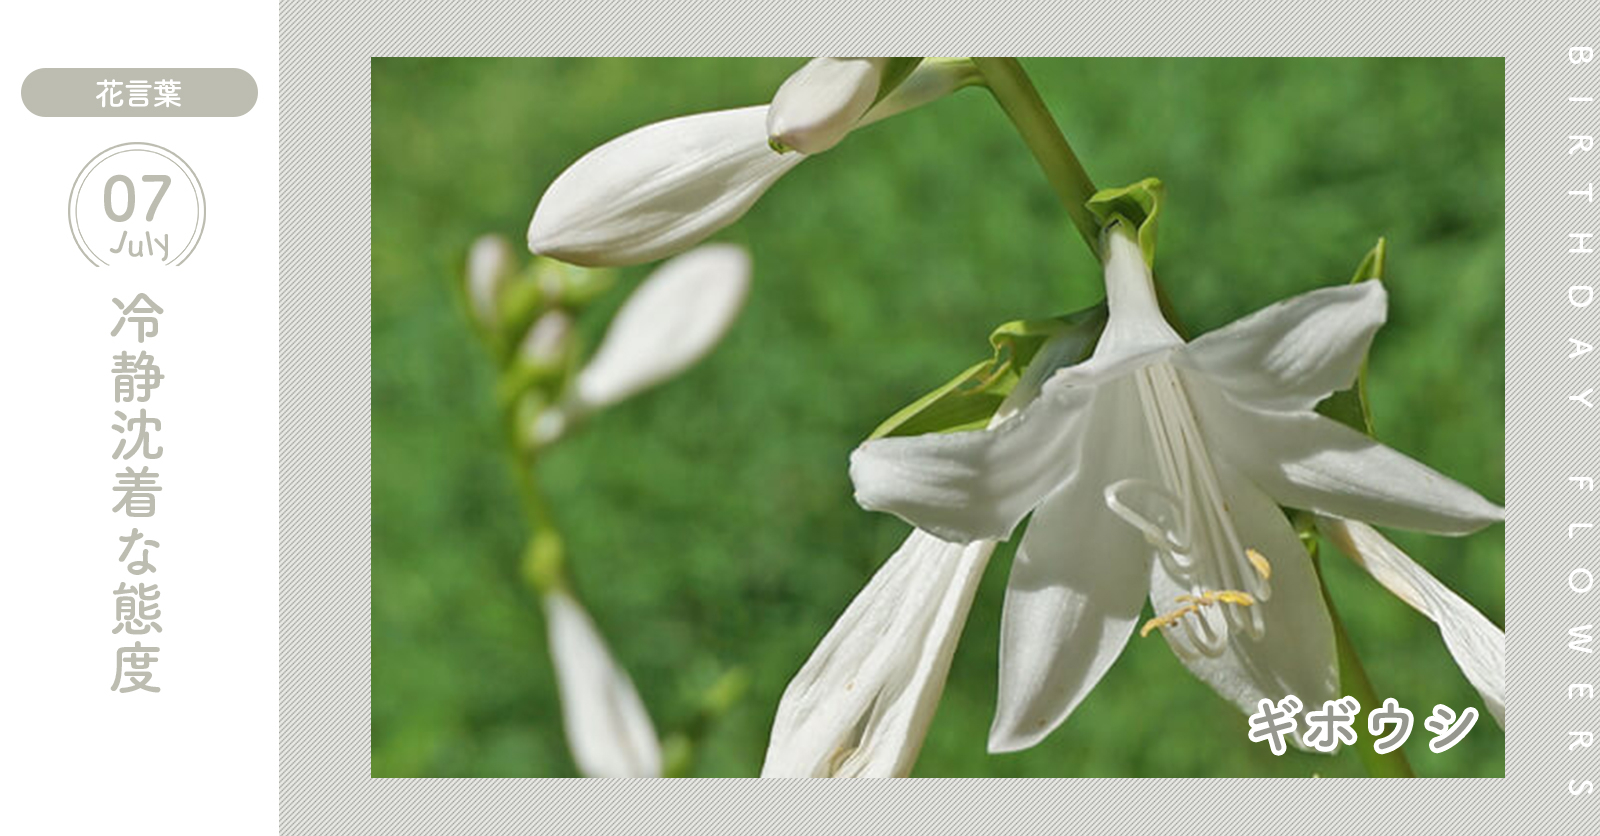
(372, 58, 1504, 777)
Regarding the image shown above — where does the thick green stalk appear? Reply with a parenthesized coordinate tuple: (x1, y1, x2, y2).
(1314, 548, 1416, 778)
(974, 57, 1190, 331)
(971, 57, 1100, 255)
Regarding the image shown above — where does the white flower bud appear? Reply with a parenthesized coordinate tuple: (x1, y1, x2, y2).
(529, 107, 802, 268)
(573, 243, 750, 409)
(519, 309, 573, 367)
(529, 60, 975, 268)
(766, 58, 889, 155)
(465, 235, 516, 325)
(544, 589, 662, 778)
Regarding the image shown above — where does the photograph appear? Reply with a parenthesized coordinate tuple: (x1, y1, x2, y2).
(370, 56, 1505, 778)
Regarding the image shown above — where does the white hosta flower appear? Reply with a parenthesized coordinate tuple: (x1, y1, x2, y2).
(849, 224, 1503, 752)
(544, 588, 662, 778)
(529, 60, 975, 267)
(1317, 516, 1504, 725)
(763, 323, 1091, 777)
(466, 234, 516, 325)
(767, 58, 889, 155)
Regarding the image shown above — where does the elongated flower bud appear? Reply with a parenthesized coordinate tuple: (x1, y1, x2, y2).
(465, 235, 516, 325)
(529, 59, 976, 268)
(573, 243, 750, 409)
(762, 531, 993, 777)
(767, 58, 889, 155)
(544, 589, 662, 778)
(529, 106, 802, 267)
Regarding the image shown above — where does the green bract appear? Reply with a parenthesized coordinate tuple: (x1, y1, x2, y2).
(868, 305, 1107, 440)
(1316, 237, 1388, 437)
(869, 176, 1171, 441)
(871, 58, 925, 108)
(1087, 177, 1164, 267)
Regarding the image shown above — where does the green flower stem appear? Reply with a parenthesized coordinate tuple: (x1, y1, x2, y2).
(1313, 547, 1416, 778)
(501, 404, 567, 594)
(974, 58, 1192, 334)
(971, 57, 1100, 256)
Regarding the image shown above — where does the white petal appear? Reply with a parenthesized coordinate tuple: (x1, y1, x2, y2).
(466, 235, 515, 325)
(767, 58, 887, 155)
(543, 589, 662, 778)
(1178, 281, 1388, 413)
(989, 381, 1151, 752)
(573, 244, 750, 409)
(1317, 517, 1504, 726)
(849, 384, 1093, 544)
(762, 531, 995, 777)
(857, 58, 979, 126)
(1093, 223, 1183, 360)
(1191, 382, 1504, 535)
(529, 106, 804, 267)
(1148, 460, 1339, 750)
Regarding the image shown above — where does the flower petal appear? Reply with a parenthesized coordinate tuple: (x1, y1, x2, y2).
(529, 106, 804, 267)
(1317, 516, 1504, 726)
(574, 244, 750, 409)
(988, 381, 1151, 752)
(1148, 460, 1339, 750)
(849, 384, 1093, 544)
(543, 589, 662, 778)
(1191, 381, 1504, 535)
(761, 530, 994, 777)
(767, 58, 887, 155)
(1178, 280, 1388, 413)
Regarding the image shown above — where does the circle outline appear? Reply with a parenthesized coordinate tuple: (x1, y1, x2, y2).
(68, 142, 206, 267)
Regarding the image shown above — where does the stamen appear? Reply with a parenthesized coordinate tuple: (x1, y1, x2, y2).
(1181, 610, 1228, 657)
(1122, 363, 1278, 647)
(1139, 612, 1181, 638)
(1104, 478, 1189, 556)
(1138, 589, 1256, 638)
(1204, 590, 1256, 607)
(1246, 548, 1272, 580)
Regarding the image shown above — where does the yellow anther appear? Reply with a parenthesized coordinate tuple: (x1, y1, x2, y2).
(1208, 590, 1257, 607)
(1138, 589, 1257, 638)
(1140, 608, 1193, 638)
(1246, 548, 1272, 580)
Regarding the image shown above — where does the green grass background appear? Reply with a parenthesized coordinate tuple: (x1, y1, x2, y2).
(372, 58, 1505, 777)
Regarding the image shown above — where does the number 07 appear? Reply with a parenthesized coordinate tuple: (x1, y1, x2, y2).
(103, 174, 173, 222)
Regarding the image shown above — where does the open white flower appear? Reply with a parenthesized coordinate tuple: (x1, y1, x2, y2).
(1317, 516, 1504, 725)
(529, 59, 977, 267)
(544, 588, 662, 778)
(848, 224, 1504, 752)
(533, 244, 750, 444)
(763, 317, 1102, 776)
